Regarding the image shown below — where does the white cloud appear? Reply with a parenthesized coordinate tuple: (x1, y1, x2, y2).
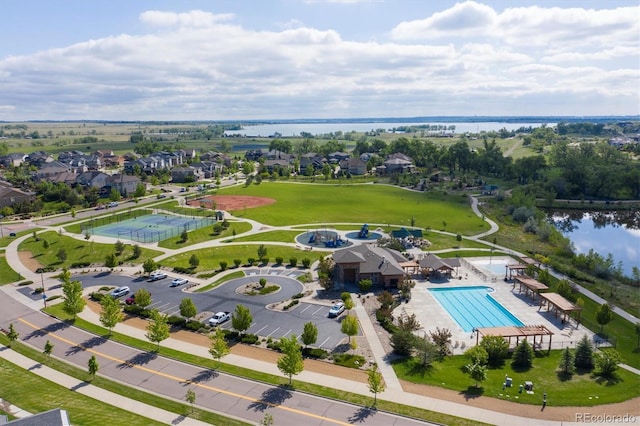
(0, 3, 637, 120)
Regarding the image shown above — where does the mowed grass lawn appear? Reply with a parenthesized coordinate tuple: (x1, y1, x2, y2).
(19, 231, 162, 270)
(393, 350, 640, 406)
(157, 220, 252, 249)
(0, 358, 164, 426)
(161, 244, 331, 271)
(219, 183, 489, 235)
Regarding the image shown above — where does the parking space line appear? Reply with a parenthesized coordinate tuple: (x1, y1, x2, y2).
(318, 336, 331, 348)
(312, 306, 325, 316)
(299, 305, 310, 314)
(266, 327, 280, 337)
(281, 329, 292, 338)
(254, 325, 269, 335)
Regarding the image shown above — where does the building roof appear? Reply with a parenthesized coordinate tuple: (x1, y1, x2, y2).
(539, 292, 582, 312)
(391, 228, 423, 239)
(418, 253, 459, 270)
(333, 245, 405, 276)
(5, 408, 70, 426)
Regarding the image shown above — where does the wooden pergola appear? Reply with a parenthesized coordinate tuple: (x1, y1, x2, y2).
(399, 260, 420, 275)
(475, 324, 555, 351)
(539, 292, 582, 325)
(506, 264, 528, 280)
(513, 275, 549, 301)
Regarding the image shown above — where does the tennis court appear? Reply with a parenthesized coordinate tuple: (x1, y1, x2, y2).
(85, 213, 216, 243)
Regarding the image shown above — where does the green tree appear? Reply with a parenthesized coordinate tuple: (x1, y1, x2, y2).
(179, 298, 197, 320)
(43, 239, 50, 249)
(134, 183, 146, 198)
(88, 355, 99, 377)
(185, 388, 196, 414)
(62, 276, 86, 319)
(114, 240, 125, 255)
(465, 345, 488, 366)
(277, 334, 304, 386)
(43, 340, 54, 357)
(595, 303, 613, 333)
(558, 347, 575, 376)
(635, 322, 640, 349)
(340, 314, 359, 344)
(181, 228, 188, 242)
(56, 248, 67, 263)
(429, 327, 452, 359)
(574, 334, 595, 371)
(208, 326, 230, 367)
(189, 254, 200, 269)
(480, 335, 509, 366)
(367, 363, 385, 406)
(414, 333, 439, 367)
(99, 294, 124, 336)
(301, 322, 318, 348)
(109, 187, 121, 202)
(261, 413, 274, 426)
(142, 259, 157, 275)
(594, 349, 623, 378)
(7, 323, 19, 347)
(132, 244, 142, 259)
(133, 288, 152, 309)
(358, 279, 372, 294)
(463, 362, 487, 388)
(105, 253, 117, 270)
(231, 304, 253, 336)
(512, 339, 534, 369)
(390, 330, 416, 356)
(146, 309, 170, 350)
(257, 244, 267, 260)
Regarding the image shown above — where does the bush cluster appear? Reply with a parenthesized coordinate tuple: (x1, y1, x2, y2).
(70, 261, 91, 268)
(282, 300, 299, 310)
(302, 347, 329, 359)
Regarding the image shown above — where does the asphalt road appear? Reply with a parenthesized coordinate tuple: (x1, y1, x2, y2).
(1, 295, 433, 426)
(75, 270, 352, 350)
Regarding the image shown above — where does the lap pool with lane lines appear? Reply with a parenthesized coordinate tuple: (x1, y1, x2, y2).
(428, 286, 524, 332)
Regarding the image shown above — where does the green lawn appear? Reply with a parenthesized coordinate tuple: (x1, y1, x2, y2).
(0, 253, 21, 284)
(233, 230, 301, 243)
(18, 231, 162, 270)
(393, 351, 640, 407)
(194, 270, 245, 292)
(0, 228, 37, 248)
(0, 357, 166, 426)
(161, 244, 331, 272)
(157, 221, 252, 249)
(219, 183, 489, 235)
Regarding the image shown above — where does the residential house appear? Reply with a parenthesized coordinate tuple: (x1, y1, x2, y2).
(191, 161, 223, 179)
(382, 152, 415, 174)
(200, 151, 232, 168)
(75, 171, 110, 189)
(48, 172, 78, 186)
(0, 153, 27, 168)
(332, 244, 406, 288)
(0, 185, 34, 208)
(35, 161, 70, 180)
(245, 149, 264, 161)
(26, 151, 54, 167)
(171, 165, 204, 183)
(299, 152, 325, 175)
(344, 157, 367, 176)
(107, 174, 142, 196)
(327, 151, 350, 164)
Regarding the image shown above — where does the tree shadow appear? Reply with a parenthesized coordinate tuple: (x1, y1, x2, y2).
(460, 386, 484, 400)
(510, 363, 532, 374)
(184, 369, 218, 384)
(594, 373, 622, 386)
(24, 321, 69, 341)
(556, 371, 574, 382)
(247, 385, 293, 412)
(406, 361, 435, 378)
(71, 381, 89, 391)
(117, 351, 158, 369)
(65, 336, 106, 356)
(348, 406, 377, 423)
(95, 271, 112, 277)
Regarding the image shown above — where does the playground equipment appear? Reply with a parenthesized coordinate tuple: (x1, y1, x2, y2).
(357, 224, 369, 239)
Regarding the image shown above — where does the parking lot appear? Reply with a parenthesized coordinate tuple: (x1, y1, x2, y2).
(75, 269, 353, 350)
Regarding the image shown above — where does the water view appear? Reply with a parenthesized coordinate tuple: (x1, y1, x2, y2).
(224, 121, 552, 137)
(552, 211, 640, 277)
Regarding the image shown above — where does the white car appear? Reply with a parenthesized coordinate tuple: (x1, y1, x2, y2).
(328, 302, 345, 318)
(170, 278, 188, 287)
(208, 312, 231, 326)
(110, 286, 130, 298)
(148, 271, 167, 282)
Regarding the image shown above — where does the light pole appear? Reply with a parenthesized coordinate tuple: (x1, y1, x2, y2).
(40, 271, 47, 308)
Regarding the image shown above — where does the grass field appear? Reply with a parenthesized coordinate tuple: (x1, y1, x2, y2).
(218, 183, 490, 235)
(161, 244, 331, 271)
(18, 231, 162, 270)
(393, 350, 640, 406)
(157, 220, 252, 249)
(0, 357, 166, 426)
(0, 253, 20, 284)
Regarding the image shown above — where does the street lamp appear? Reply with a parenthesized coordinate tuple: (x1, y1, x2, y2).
(41, 271, 47, 308)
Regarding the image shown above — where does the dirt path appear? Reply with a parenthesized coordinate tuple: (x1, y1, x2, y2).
(18, 251, 44, 272)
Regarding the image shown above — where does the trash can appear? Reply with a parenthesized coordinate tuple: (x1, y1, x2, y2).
(505, 377, 513, 387)
(525, 381, 533, 391)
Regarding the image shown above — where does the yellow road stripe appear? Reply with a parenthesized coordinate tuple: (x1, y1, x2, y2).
(18, 317, 352, 425)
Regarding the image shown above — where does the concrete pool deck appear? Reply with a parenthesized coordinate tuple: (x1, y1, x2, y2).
(398, 262, 597, 355)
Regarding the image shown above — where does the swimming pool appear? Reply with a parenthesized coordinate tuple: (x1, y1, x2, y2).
(428, 286, 524, 332)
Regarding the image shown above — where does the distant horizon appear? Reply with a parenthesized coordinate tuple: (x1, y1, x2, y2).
(2, 115, 639, 125)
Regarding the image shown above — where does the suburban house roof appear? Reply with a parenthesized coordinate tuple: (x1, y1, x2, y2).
(333, 244, 405, 276)
(418, 253, 460, 270)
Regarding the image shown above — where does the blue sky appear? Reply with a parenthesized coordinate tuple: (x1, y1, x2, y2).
(1, 0, 638, 120)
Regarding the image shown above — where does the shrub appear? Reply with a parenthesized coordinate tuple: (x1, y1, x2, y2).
(240, 333, 259, 345)
(17, 281, 34, 287)
(185, 320, 204, 332)
(196, 272, 217, 279)
(282, 300, 299, 310)
(233, 259, 242, 268)
(480, 335, 509, 367)
(166, 315, 187, 328)
(35, 266, 56, 273)
(301, 258, 311, 268)
(70, 262, 91, 269)
(302, 347, 329, 359)
(275, 256, 284, 265)
(33, 287, 44, 294)
(90, 292, 105, 302)
(45, 295, 61, 302)
(219, 261, 228, 271)
(333, 353, 366, 369)
(267, 340, 282, 352)
(289, 257, 298, 267)
(292, 293, 304, 299)
(260, 257, 269, 265)
(173, 266, 192, 274)
(123, 304, 143, 315)
(247, 257, 256, 266)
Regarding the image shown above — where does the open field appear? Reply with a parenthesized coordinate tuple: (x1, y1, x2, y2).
(157, 220, 252, 249)
(393, 350, 640, 407)
(219, 182, 489, 234)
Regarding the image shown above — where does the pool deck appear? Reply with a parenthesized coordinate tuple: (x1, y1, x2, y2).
(398, 262, 597, 355)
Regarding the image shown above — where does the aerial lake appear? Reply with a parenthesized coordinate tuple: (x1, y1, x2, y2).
(224, 121, 552, 137)
(551, 210, 640, 277)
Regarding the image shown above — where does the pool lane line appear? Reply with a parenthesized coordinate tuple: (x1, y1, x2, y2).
(17, 317, 352, 426)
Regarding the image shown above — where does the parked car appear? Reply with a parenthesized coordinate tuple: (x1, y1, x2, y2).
(208, 311, 231, 326)
(328, 302, 345, 318)
(108, 201, 119, 208)
(125, 294, 136, 305)
(148, 271, 167, 281)
(110, 286, 130, 298)
(170, 278, 188, 287)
